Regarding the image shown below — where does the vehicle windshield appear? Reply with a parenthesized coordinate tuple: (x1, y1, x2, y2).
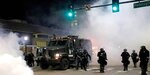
(48, 40, 67, 46)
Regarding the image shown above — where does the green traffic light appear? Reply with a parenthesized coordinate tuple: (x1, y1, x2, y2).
(112, 4, 119, 12)
(66, 10, 76, 20)
(65, 8, 77, 20)
(112, 0, 119, 13)
(68, 12, 73, 17)
(113, 6, 117, 11)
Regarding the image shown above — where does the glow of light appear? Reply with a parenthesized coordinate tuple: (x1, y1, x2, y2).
(113, 6, 118, 11)
(23, 36, 28, 41)
(68, 12, 73, 17)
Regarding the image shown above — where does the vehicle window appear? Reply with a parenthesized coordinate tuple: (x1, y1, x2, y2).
(37, 35, 48, 39)
(36, 48, 43, 56)
(48, 40, 67, 46)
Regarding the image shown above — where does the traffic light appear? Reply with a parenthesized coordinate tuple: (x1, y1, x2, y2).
(112, 0, 119, 13)
(66, 5, 76, 19)
(68, 12, 73, 17)
(67, 10, 75, 17)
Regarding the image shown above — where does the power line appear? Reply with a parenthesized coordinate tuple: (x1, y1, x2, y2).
(75, 0, 145, 10)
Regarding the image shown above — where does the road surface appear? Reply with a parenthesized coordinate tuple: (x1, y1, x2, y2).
(33, 65, 150, 75)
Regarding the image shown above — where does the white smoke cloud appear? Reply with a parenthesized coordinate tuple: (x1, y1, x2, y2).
(0, 29, 33, 75)
(76, 0, 150, 65)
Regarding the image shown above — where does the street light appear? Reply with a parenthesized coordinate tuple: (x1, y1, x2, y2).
(24, 36, 29, 41)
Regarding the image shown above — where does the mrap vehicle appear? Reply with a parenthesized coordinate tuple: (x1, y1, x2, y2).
(36, 35, 92, 70)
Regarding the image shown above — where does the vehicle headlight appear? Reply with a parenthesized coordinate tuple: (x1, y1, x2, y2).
(55, 53, 61, 59)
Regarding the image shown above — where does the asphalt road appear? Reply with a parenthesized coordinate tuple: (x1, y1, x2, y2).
(33, 65, 150, 75)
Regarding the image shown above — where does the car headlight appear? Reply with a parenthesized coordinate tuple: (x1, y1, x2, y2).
(55, 53, 61, 59)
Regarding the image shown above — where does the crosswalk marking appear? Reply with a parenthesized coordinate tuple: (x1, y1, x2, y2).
(117, 71, 128, 73)
(77, 67, 114, 72)
(107, 67, 114, 71)
(72, 67, 150, 75)
(116, 68, 133, 73)
(138, 72, 149, 74)
(78, 67, 115, 72)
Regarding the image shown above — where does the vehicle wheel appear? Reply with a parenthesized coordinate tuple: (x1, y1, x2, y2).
(60, 58, 69, 70)
(40, 57, 49, 69)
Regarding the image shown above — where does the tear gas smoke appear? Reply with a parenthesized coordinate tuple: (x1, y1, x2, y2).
(0, 29, 33, 75)
(76, 0, 150, 66)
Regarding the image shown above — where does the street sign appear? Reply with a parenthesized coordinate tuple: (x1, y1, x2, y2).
(134, 0, 150, 8)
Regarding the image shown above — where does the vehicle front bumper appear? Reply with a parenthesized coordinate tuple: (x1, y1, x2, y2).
(49, 58, 61, 65)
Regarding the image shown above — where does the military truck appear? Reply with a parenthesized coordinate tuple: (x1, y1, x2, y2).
(36, 35, 92, 70)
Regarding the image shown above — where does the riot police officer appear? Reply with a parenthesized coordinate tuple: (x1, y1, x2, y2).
(27, 51, 35, 67)
(139, 46, 149, 75)
(75, 49, 83, 70)
(121, 49, 130, 71)
(23, 51, 28, 64)
(81, 49, 91, 71)
(131, 50, 138, 68)
(97, 48, 107, 73)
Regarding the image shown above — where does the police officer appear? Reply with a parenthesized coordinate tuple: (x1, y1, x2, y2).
(121, 49, 130, 71)
(27, 51, 35, 67)
(23, 51, 28, 64)
(81, 49, 91, 71)
(139, 46, 149, 75)
(131, 50, 138, 68)
(75, 49, 83, 70)
(97, 48, 107, 73)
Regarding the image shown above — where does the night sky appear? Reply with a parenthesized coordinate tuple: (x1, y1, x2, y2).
(0, 0, 97, 27)
(0, 0, 24, 20)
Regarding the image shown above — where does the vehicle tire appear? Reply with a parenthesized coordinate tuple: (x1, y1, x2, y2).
(60, 58, 69, 70)
(40, 57, 49, 69)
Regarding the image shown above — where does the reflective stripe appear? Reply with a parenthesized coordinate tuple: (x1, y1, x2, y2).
(68, 55, 73, 57)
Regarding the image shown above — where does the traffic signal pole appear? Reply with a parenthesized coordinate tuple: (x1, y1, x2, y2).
(74, 0, 145, 10)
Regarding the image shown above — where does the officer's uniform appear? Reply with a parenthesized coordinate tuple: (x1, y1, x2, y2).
(81, 50, 91, 71)
(97, 48, 107, 73)
(121, 49, 130, 71)
(139, 46, 149, 75)
(75, 50, 83, 70)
